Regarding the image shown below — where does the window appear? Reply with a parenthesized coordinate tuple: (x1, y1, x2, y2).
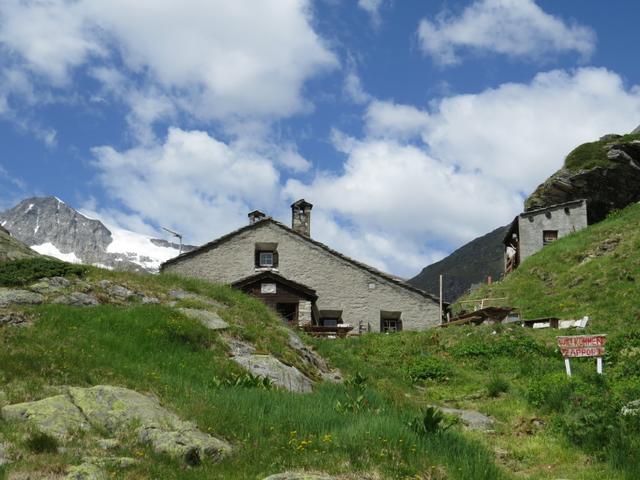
(259, 252, 273, 267)
(543, 230, 558, 245)
(380, 311, 402, 333)
(254, 242, 278, 268)
(319, 309, 342, 327)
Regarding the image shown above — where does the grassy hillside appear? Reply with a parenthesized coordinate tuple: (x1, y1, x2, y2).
(3, 199, 640, 480)
(457, 202, 640, 330)
(564, 133, 640, 172)
(0, 262, 507, 479)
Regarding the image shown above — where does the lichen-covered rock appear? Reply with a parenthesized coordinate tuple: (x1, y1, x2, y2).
(2, 386, 231, 466)
(65, 462, 107, 480)
(0, 311, 30, 327)
(288, 332, 341, 383)
(138, 425, 230, 466)
(30, 276, 70, 294)
(263, 474, 335, 480)
(1, 394, 90, 438)
(178, 308, 228, 330)
(70, 386, 231, 464)
(0, 289, 44, 307)
(52, 292, 99, 307)
(232, 354, 314, 394)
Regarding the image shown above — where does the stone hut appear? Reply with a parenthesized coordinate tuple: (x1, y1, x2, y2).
(161, 200, 442, 333)
(504, 199, 588, 274)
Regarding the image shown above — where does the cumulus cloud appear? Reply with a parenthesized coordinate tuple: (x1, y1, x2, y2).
(418, 0, 596, 66)
(344, 70, 371, 105)
(0, 0, 337, 121)
(285, 67, 640, 277)
(92, 128, 281, 245)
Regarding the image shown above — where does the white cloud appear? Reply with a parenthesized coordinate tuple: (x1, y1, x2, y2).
(92, 127, 281, 246)
(344, 71, 371, 105)
(0, 0, 338, 121)
(358, 0, 385, 26)
(285, 67, 640, 277)
(365, 100, 430, 139)
(418, 0, 596, 66)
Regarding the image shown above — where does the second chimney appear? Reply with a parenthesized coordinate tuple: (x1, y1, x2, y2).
(291, 199, 313, 237)
(248, 210, 266, 225)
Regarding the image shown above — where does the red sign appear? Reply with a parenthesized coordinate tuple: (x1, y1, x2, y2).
(557, 335, 606, 358)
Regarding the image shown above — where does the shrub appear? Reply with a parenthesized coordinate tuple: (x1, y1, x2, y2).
(405, 356, 450, 383)
(410, 407, 455, 436)
(0, 258, 87, 287)
(486, 375, 509, 398)
(451, 331, 548, 359)
(336, 372, 369, 413)
(525, 372, 574, 411)
(25, 432, 59, 453)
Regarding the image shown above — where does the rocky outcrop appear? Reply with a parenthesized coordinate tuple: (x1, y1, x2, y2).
(525, 135, 640, 223)
(1, 385, 231, 466)
(178, 308, 229, 330)
(0, 289, 44, 307)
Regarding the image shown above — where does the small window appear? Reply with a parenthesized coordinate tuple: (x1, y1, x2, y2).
(380, 311, 402, 333)
(319, 309, 342, 327)
(543, 230, 558, 245)
(259, 252, 273, 267)
(254, 243, 278, 268)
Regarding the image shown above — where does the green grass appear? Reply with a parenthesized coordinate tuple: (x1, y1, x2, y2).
(563, 133, 640, 172)
(450, 202, 640, 478)
(0, 272, 508, 479)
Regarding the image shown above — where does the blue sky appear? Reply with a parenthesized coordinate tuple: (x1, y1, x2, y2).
(1, 0, 640, 277)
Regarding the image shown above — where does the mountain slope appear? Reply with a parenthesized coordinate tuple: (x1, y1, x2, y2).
(0, 197, 196, 272)
(408, 225, 508, 302)
(0, 225, 39, 262)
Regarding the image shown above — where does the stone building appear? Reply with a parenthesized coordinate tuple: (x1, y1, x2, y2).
(504, 199, 587, 274)
(161, 200, 442, 333)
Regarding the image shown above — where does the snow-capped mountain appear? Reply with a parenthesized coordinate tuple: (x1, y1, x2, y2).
(0, 197, 197, 272)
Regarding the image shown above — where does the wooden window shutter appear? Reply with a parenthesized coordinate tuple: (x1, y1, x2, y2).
(254, 250, 260, 267)
(273, 251, 279, 268)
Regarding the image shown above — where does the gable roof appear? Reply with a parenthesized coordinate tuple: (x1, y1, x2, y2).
(231, 270, 318, 301)
(161, 218, 443, 305)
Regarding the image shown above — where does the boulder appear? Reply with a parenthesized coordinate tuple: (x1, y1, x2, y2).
(435, 406, 495, 432)
(288, 332, 341, 382)
(1, 386, 231, 466)
(67, 386, 231, 465)
(232, 354, 314, 394)
(178, 308, 229, 330)
(0, 289, 44, 307)
(52, 292, 99, 307)
(1, 394, 90, 438)
(65, 462, 107, 480)
(0, 311, 30, 327)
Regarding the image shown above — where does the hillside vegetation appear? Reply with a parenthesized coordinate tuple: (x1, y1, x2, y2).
(0, 260, 507, 479)
(2, 200, 640, 479)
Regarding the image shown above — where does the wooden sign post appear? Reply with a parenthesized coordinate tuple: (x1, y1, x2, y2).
(557, 335, 606, 377)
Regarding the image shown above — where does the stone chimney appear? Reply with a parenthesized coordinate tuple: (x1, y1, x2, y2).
(291, 199, 313, 237)
(248, 210, 266, 225)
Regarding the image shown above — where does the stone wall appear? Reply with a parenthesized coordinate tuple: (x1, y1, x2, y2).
(163, 222, 440, 332)
(518, 200, 588, 262)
